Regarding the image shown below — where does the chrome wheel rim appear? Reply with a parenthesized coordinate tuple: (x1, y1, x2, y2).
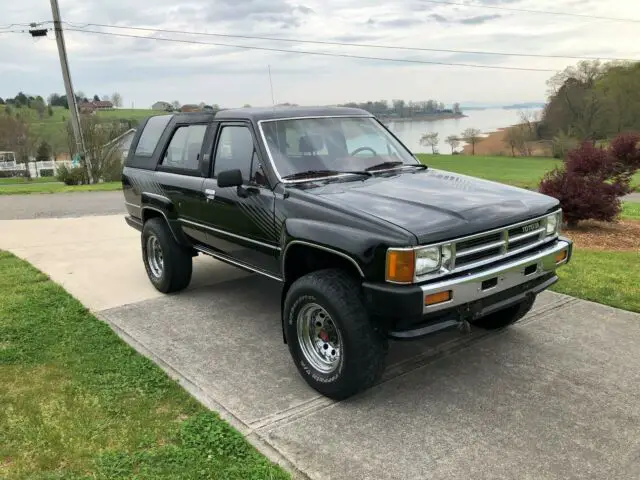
(296, 303, 342, 374)
(146, 235, 164, 278)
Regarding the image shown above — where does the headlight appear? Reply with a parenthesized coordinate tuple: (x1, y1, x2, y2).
(546, 212, 560, 236)
(415, 247, 441, 276)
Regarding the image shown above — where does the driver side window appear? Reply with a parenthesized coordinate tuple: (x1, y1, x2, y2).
(213, 125, 268, 186)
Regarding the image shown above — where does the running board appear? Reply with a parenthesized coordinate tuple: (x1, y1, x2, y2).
(193, 244, 283, 282)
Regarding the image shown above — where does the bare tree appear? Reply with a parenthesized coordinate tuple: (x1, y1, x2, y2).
(0, 115, 38, 178)
(445, 135, 460, 153)
(461, 128, 482, 155)
(171, 100, 181, 110)
(419, 132, 439, 154)
(102, 94, 111, 103)
(503, 127, 526, 157)
(66, 115, 128, 183)
(111, 92, 123, 108)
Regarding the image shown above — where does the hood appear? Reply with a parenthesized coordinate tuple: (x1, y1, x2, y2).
(305, 168, 559, 244)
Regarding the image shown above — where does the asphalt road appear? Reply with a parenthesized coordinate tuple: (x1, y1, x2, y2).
(0, 191, 125, 220)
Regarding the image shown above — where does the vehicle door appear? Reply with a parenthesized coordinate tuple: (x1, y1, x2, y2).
(155, 121, 209, 245)
(199, 122, 280, 276)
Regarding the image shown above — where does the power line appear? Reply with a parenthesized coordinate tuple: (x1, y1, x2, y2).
(417, 0, 640, 23)
(0, 23, 32, 29)
(64, 27, 557, 72)
(60, 22, 637, 62)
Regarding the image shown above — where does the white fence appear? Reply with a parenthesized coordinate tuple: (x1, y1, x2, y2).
(0, 160, 73, 178)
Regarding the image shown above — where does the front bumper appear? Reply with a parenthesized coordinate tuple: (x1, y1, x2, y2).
(363, 238, 572, 338)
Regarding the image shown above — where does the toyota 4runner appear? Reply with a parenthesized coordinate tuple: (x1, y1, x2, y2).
(122, 106, 572, 399)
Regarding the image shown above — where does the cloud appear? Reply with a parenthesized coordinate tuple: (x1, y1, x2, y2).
(458, 14, 502, 25)
(1, 0, 639, 108)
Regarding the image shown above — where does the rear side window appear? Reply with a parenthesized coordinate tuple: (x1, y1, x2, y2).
(135, 115, 172, 156)
(161, 125, 207, 170)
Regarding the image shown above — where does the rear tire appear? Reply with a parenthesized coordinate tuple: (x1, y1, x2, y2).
(472, 295, 535, 330)
(141, 217, 192, 293)
(284, 269, 387, 400)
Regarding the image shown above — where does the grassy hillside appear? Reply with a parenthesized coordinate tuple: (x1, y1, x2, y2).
(0, 105, 161, 153)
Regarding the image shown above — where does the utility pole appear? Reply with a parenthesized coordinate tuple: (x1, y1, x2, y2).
(49, 0, 93, 183)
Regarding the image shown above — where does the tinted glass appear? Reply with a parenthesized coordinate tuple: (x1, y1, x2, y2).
(260, 117, 418, 179)
(161, 125, 207, 170)
(213, 126, 254, 180)
(135, 115, 172, 156)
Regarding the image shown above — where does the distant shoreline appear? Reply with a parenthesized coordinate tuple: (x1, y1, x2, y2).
(379, 113, 467, 122)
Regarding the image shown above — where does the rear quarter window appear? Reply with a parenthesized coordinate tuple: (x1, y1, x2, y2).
(134, 115, 173, 156)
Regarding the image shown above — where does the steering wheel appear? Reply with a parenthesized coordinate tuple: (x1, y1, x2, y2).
(350, 146, 378, 156)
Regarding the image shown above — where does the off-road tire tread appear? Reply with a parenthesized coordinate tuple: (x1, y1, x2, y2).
(142, 218, 192, 293)
(285, 268, 388, 400)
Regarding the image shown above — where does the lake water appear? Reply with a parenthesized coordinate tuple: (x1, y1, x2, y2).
(385, 107, 542, 155)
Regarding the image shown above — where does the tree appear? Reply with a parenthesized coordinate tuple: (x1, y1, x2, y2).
(542, 60, 608, 142)
(420, 132, 439, 154)
(93, 94, 100, 102)
(66, 115, 128, 183)
(445, 135, 460, 153)
(111, 92, 123, 107)
(36, 140, 51, 162)
(453, 102, 462, 115)
(243, 104, 252, 108)
(198, 102, 206, 109)
(461, 128, 482, 155)
(539, 133, 640, 227)
(171, 100, 181, 110)
(14, 92, 28, 107)
(0, 115, 37, 178)
(0, 98, 4, 105)
(5, 105, 13, 116)
(503, 127, 525, 157)
(33, 97, 46, 120)
(102, 94, 111, 103)
(47, 105, 54, 117)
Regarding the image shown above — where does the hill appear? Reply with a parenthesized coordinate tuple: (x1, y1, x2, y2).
(0, 105, 161, 154)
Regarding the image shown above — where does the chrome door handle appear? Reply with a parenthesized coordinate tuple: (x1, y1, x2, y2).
(204, 188, 216, 200)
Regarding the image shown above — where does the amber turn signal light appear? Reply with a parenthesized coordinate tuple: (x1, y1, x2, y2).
(425, 290, 452, 306)
(386, 249, 415, 283)
(555, 250, 568, 264)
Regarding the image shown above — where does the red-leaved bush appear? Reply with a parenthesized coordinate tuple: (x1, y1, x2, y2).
(539, 132, 640, 227)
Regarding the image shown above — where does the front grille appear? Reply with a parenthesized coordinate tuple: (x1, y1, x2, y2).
(445, 216, 551, 276)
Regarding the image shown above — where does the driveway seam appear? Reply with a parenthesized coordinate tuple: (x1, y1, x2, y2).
(97, 311, 312, 480)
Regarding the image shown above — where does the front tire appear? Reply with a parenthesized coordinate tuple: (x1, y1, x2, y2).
(141, 217, 193, 293)
(472, 295, 535, 330)
(284, 269, 387, 400)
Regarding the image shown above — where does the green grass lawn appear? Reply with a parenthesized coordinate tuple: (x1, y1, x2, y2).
(417, 154, 640, 191)
(0, 176, 58, 185)
(0, 251, 289, 479)
(551, 249, 640, 313)
(0, 181, 121, 195)
(622, 201, 640, 220)
(417, 154, 561, 190)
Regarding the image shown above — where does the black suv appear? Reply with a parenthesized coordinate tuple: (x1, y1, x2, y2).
(122, 106, 572, 399)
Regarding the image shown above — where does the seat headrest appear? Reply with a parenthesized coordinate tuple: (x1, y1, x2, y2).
(298, 135, 325, 154)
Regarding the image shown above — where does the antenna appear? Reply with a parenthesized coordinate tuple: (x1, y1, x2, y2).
(268, 64, 276, 105)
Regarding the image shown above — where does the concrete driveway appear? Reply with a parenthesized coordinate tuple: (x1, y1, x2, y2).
(1, 196, 639, 479)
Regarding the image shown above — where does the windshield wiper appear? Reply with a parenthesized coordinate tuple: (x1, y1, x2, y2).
(282, 170, 372, 181)
(365, 161, 427, 172)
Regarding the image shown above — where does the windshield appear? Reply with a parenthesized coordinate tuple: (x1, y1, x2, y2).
(259, 117, 419, 181)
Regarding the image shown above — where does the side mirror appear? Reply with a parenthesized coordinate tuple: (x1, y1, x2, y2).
(217, 169, 243, 188)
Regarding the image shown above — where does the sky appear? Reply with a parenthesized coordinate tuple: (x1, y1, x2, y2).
(1, 0, 639, 109)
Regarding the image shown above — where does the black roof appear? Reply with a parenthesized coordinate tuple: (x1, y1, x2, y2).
(161, 106, 372, 125)
(215, 106, 372, 122)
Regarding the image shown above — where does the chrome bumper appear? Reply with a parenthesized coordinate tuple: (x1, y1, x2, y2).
(420, 239, 571, 314)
